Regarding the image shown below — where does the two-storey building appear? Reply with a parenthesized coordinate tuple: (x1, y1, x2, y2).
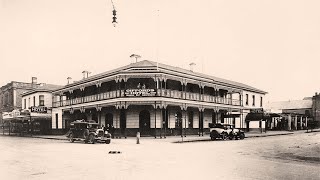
(52, 60, 267, 137)
(21, 83, 62, 134)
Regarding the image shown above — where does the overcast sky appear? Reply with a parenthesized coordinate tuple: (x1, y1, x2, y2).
(1, 0, 319, 102)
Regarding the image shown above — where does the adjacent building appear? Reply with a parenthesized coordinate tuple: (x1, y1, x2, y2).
(265, 94, 320, 130)
(0, 78, 39, 123)
(1, 78, 62, 135)
(51, 60, 267, 137)
(20, 83, 62, 134)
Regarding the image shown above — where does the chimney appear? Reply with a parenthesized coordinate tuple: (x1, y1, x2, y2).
(82, 71, 91, 79)
(32, 77, 37, 84)
(67, 77, 72, 84)
(189, 62, 196, 72)
(130, 54, 141, 63)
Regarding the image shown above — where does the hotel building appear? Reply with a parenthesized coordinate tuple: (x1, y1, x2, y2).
(52, 60, 267, 137)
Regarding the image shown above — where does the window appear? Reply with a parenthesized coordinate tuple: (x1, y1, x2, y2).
(24, 99, 26, 109)
(252, 95, 255, 106)
(39, 95, 44, 106)
(55, 113, 59, 129)
(33, 96, 36, 106)
(28, 98, 31, 108)
(188, 111, 194, 128)
(260, 97, 263, 107)
(245, 94, 249, 105)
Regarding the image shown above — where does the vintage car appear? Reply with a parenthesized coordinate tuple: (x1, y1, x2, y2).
(66, 120, 111, 144)
(209, 123, 245, 140)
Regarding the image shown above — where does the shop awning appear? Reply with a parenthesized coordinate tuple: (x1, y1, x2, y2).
(245, 113, 266, 121)
(224, 114, 240, 118)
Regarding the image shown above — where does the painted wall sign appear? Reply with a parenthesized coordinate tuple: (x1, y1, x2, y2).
(31, 106, 47, 113)
(125, 89, 156, 97)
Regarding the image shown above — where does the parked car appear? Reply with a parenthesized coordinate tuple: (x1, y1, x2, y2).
(66, 120, 111, 144)
(209, 123, 245, 140)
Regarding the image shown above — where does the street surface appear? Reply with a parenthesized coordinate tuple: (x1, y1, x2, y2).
(0, 132, 319, 180)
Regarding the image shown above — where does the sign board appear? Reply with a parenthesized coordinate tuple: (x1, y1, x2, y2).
(2, 110, 21, 119)
(125, 89, 156, 97)
(31, 106, 47, 113)
(250, 108, 264, 114)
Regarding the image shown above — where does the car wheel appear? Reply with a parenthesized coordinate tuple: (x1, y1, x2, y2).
(228, 133, 234, 140)
(105, 139, 111, 144)
(239, 133, 245, 140)
(88, 134, 95, 144)
(68, 133, 74, 143)
(222, 132, 228, 140)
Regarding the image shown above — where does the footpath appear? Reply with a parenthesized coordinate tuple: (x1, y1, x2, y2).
(2, 128, 319, 143)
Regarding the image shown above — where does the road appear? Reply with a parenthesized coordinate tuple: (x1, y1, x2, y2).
(0, 132, 319, 180)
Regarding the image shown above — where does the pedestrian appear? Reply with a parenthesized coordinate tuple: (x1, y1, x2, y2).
(105, 124, 111, 133)
(110, 124, 115, 138)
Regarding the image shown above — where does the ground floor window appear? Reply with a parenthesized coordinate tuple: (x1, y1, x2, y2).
(175, 112, 182, 128)
(188, 111, 193, 128)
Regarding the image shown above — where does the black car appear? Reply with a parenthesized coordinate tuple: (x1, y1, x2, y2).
(66, 120, 111, 144)
(209, 123, 245, 140)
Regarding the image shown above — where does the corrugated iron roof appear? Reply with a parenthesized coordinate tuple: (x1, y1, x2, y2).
(21, 84, 63, 96)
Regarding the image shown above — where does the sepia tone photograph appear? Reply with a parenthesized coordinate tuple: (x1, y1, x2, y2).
(0, 0, 319, 179)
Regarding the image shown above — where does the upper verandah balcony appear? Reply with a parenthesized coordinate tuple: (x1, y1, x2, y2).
(52, 77, 242, 108)
(52, 60, 266, 108)
(53, 89, 241, 108)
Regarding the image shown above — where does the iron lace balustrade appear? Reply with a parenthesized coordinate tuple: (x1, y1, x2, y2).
(53, 89, 241, 107)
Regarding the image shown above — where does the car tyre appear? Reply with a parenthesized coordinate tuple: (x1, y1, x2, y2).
(228, 133, 234, 140)
(222, 132, 228, 140)
(88, 134, 95, 144)
(68, 133, 74, 143)
(239, 133, 245, 140)
(105, 139, 111, 144)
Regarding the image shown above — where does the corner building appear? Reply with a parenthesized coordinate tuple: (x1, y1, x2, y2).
(52, 60, 267, 137)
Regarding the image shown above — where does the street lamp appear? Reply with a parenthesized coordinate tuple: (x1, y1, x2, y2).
(111, 0, 117, 27)
(112, 9, 117, 27)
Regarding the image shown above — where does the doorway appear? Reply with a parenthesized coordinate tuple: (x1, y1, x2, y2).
(105, 113, 113, 126)
(139, 110, 150, 135)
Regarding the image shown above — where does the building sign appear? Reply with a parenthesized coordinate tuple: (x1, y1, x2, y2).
(125, 89, 156, 97)
(31, 106, 47, 113)
(2, 110, 21, 119)
(250, 108, 264, 114)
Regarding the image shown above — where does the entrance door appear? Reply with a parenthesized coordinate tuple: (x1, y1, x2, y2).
(105, 113, 113, 126)
(139, 110, 150, 135)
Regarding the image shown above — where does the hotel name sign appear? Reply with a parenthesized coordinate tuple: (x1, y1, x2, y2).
(31, 106, 48, 113)
(125, 89, 156, 97)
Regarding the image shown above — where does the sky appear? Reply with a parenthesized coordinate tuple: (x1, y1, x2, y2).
(0, 0, 319, 102)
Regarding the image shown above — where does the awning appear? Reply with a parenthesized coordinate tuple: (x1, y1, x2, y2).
(245, 113, 266, 121)
(224, 114, 240, 118)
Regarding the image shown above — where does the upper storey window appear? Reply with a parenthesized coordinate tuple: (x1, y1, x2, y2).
(245, 94, 249, 105)
(39, 95, 44, 106)
(252, 95, 255, 106)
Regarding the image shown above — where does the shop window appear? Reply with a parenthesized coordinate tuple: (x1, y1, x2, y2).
(39, 95, 44, 106)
